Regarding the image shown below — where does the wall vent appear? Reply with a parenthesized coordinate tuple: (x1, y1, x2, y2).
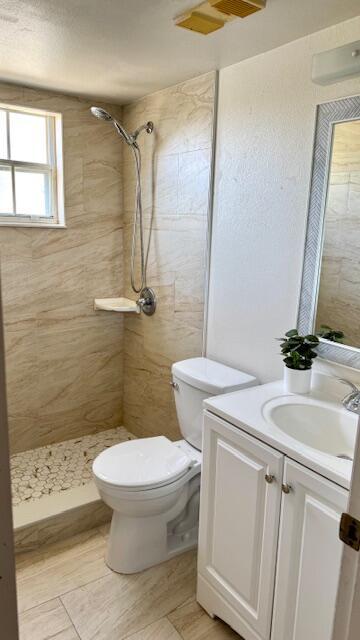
(210, 0, 266, 18)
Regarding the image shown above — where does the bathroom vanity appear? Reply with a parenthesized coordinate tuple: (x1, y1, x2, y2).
(197, 375, 356, 640)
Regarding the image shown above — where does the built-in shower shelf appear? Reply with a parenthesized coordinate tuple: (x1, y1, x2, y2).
(94, 297, 140, 313)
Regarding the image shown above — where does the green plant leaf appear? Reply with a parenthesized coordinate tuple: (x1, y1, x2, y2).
(285, 329, 299, 338)
(284, 357, 295, 367)
(308, 350, 318, 358)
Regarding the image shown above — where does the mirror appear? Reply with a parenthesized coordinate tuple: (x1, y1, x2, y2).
(315, 120, 360, 349)
(298, 95, 360, 369)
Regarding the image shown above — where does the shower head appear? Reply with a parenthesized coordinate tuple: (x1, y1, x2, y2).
(90, 106, 154, 147)
(90, 106, 113, 122)
(90, 105, 135, 146)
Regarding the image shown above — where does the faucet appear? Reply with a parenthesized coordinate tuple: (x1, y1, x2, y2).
(136, 287, 156, 316)
(339, 379, 360, 415)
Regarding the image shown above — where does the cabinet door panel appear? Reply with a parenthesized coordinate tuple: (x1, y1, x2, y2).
(211, 439, 266, 602)
(271, 459, 348, 640)
(198, 412, 283, 640)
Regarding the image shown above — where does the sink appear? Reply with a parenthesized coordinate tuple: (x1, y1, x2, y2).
(264, 400, 357, 459)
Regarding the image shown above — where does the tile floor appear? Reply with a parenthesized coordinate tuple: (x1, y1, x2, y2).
(11, 427, 135, 505)
(16, 525, 241, 640)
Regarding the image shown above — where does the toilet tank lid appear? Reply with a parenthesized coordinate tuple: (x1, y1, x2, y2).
(172, 357, 257, 395)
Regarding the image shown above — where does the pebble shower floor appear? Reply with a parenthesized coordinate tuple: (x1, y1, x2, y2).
(10, 426, 135, 506)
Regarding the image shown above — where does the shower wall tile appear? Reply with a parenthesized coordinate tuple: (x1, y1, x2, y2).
(83, 158, 122, 214)
(123, 149, 210, 217)
(122, 72, 215, 441)
(122, 72, 215, 157)
(178, 150, 211, 215)
(4, 327, 39, 450)
(0, 82, 124, 454)
(63, 156, 84, 209)
(153, 154, 179, 214)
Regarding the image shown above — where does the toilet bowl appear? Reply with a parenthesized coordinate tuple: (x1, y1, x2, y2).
(93, 357, 257, 573)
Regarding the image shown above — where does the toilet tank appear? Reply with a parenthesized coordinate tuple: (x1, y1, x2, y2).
(171, 357, 257, 450)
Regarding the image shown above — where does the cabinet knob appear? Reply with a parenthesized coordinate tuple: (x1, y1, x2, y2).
(265, 474, 275, 484)
(282, 483, 292, 494)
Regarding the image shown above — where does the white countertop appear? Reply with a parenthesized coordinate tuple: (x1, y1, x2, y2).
(204, 376, 357, 490)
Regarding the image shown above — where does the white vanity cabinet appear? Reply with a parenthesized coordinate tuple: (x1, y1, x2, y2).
(197, 411, 348, 640)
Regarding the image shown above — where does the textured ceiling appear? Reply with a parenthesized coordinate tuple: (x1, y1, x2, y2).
(0, 0, 359, 103)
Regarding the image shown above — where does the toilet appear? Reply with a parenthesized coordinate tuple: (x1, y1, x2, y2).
(93, 357, 256, 574)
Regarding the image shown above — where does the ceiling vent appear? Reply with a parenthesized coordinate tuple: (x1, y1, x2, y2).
(175, 0, 266, 35)
(210, 0, 266, 18)
(175, 10, 224, 35)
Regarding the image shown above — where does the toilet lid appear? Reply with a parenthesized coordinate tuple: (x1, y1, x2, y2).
(93, 436, 193, 490)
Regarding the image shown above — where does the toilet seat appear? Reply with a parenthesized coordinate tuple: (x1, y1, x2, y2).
(93, 435, 197, 492)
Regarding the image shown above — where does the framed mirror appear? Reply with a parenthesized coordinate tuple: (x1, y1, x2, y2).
(298, 95, 360, 368)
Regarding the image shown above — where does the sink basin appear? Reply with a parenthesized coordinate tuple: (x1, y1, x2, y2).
(264, 400, 357, 459)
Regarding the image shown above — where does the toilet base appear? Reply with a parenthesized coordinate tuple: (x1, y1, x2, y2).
(106, 513, 199, 574)
(106, 475, 200, 574)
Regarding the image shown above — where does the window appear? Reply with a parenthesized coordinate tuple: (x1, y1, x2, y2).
(0, 103, 64, 227)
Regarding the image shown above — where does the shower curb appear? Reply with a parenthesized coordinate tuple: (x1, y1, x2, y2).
(14, 481, 111, 554)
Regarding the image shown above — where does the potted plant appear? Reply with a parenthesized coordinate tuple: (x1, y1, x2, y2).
(278, 329, 320, 394)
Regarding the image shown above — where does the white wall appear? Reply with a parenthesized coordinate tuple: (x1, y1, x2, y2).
(206, 16, 360, 383)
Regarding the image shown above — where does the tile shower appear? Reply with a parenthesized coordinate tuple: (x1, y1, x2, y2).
(2, 73, 216, 551)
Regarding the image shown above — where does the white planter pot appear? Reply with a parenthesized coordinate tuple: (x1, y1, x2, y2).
(284, 366, 312, 394)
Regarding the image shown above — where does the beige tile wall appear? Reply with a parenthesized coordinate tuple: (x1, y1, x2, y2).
(122, 72, 216, 440)
(1, 72, 215, 452)
(0, 83, 124, 453)
(316, 121, 360, 348)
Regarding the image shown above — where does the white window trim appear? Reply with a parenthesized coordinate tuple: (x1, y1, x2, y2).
(0, 102, 65, 228)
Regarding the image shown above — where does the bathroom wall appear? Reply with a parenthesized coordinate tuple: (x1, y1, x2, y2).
(122, 72, 216, 440)
(316, 121, 360, 348)
(0, 83, 124, 454)
(206, 16, 360, 383)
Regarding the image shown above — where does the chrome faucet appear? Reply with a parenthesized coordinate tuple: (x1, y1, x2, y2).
(339, 379, 360, 415)
(136, 287, 156, 316)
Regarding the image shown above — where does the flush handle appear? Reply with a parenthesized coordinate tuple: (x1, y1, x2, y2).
(265, 474, 275, 484)
(170, 381, 179, 391)
(282, 483, 292, 494)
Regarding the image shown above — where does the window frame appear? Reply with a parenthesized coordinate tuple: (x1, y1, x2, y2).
(0, 102, 65, 228)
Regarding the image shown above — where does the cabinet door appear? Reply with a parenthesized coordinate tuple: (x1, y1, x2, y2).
(271, 459, 348, 640)
(198, 412, 284, 640)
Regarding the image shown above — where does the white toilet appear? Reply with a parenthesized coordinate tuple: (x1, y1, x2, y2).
(93, 357, 256, 574)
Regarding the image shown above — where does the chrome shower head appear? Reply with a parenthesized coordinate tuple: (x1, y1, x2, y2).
(90, 106, 153, 147)
(90, 106, 113, 122)
(90, 106, 134, 146)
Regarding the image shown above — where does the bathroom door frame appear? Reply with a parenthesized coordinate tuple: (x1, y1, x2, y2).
(0, 273, 19, 639)
(332, 416, 360, 640)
